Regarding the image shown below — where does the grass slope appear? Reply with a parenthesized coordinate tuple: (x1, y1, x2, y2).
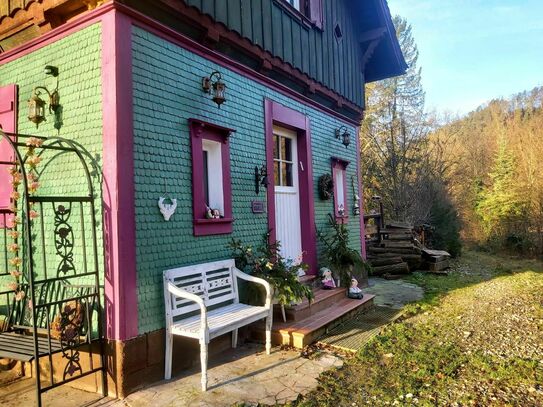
(293, 251, 543, 406)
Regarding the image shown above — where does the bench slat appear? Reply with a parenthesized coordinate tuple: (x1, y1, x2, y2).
(0, 332, 63, 362)
(171, 303, 267, 337)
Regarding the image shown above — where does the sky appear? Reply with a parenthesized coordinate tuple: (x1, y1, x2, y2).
(387, 0, 543, 115)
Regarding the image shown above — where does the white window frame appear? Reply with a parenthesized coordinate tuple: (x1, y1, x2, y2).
(273, 126, 298, 194)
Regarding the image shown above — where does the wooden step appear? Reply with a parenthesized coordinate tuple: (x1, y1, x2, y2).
(369, 257, 403, 267)
(380, 241, 415, 249)
(372, 262, 410, 276)
(369, 246, 421, 255)
(281, 288, 346, 322)
(256, 294, 375, 349)
(379, 229, 412, 235)
(384, 234, 413, 241)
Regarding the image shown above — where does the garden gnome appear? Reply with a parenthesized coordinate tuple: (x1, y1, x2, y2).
(348, 278, 364, 299)
(321, 267, 336, 290)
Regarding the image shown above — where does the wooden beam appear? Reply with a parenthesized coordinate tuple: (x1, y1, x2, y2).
(361, 38, 381, 71)
(359, 26, 386, 43)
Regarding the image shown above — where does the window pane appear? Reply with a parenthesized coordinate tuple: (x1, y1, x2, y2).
(285, 162, 293, 186)
(273, 135, 279, 159)
(274, 161, 280, 186)
(202, 139, 224, 215)
(284, 137, 292, 162)
(280, 136, 286, 161)
(203, 150, 209, 206)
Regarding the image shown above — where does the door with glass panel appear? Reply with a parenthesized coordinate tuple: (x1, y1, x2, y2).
(273, 126, 302, 263)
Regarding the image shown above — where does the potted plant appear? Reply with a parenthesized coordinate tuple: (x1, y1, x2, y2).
(229, 232, 313, 321)
(318, 214, 371, 289)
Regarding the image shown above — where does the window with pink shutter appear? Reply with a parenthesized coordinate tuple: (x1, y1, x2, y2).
(0, 84, 18, 228)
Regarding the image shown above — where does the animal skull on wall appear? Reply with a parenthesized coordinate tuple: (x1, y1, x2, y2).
(158, 197, 177, 221)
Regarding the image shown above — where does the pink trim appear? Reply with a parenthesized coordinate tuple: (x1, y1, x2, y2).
(331, 157, 349, 223)
(189, 119, 234, 236)
(355, 126, 367, 259)
(101, 10, 138, 341)
(0, 3, 115, 65)
(0, 84, 18, 228)
(265, 99, 318, 275)
(115, 3, 359, 127)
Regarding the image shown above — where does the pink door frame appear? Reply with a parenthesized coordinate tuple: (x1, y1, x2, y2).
(264, 99, 318, 274)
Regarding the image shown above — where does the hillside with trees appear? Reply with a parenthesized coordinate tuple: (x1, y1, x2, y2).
(433, 87, 543, 255)
(361, 16, 542, 258)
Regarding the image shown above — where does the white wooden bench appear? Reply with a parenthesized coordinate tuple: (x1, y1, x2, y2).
(163, 259, 273, 391)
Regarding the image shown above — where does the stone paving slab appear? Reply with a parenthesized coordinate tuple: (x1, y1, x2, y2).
(0, 344, 342, 407)
(363, 277, 424, 309)
(114, 344, 342, 407)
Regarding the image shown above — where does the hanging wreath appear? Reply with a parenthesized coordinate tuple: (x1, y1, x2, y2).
(318, 174, 334, 200)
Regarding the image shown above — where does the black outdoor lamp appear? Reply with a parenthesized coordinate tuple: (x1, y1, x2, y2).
(27, 65, 60, 127)
(335, 125, 351, 148)
(255, 165, 269, 195)
(202, 70, 226, 108)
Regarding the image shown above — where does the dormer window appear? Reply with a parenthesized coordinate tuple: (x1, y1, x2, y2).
(286, 0, 303, 12)
(278, 0, 323, 29)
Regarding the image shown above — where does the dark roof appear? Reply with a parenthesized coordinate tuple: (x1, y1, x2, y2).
(357, 0, 408, 83)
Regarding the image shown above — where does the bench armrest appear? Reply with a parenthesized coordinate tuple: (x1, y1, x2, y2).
(233, 268, 272, 310)
(166, 282, 208, 332)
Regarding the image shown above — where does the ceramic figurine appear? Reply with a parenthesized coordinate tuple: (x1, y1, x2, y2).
(205, 205, 214, 219)
(321, 267, 336, 290)
(348, 278, 364, 299)
(212, 209, 221, 219)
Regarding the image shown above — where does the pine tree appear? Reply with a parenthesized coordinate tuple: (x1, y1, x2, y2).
(476, 137, 527, 243)
(361, 16, 427, 222)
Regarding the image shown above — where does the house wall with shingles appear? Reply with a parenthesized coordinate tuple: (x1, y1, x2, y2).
(0, 24, 103, 286)
(132, 26, 362, 335)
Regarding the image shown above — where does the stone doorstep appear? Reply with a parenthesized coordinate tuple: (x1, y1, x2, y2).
(254, 294, 375, 349)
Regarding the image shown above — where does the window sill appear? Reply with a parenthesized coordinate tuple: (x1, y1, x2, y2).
(193, 218, 234, 236)
(272, 0, 323, 31)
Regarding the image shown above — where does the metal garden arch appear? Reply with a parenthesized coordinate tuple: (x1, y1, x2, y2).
(0, 130, 106, 407)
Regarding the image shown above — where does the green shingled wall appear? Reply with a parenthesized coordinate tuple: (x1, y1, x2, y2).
(0, 24, 103, 287)
(132, 26, 362, 334)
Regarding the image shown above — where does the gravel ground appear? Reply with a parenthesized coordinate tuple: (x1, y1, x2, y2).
(295, 251, 543, 407)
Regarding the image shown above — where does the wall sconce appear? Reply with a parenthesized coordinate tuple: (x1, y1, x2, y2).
(255, 165, 269, 195)
(27, 65, 60, 127)
(202, 71, 226, 108)
(335, 126, 351, 148)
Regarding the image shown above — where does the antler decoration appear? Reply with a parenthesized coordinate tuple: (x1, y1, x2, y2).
(158, 197, 177, 221)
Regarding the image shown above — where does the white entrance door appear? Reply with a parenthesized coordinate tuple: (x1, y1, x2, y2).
(273, 126, 302, 263)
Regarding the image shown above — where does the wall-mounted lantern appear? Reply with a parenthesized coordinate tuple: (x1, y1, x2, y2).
(27, 65, 60, 127)
(255, 165, 269, 195)
(202, 71, 226, 108)
(335, 125, 351, 148)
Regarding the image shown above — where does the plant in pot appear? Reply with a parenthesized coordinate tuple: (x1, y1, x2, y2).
(318, 214, 372, 291)
(229, 231, 313, 321)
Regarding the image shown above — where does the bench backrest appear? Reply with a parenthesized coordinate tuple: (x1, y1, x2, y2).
(164, 259, 239, 320)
